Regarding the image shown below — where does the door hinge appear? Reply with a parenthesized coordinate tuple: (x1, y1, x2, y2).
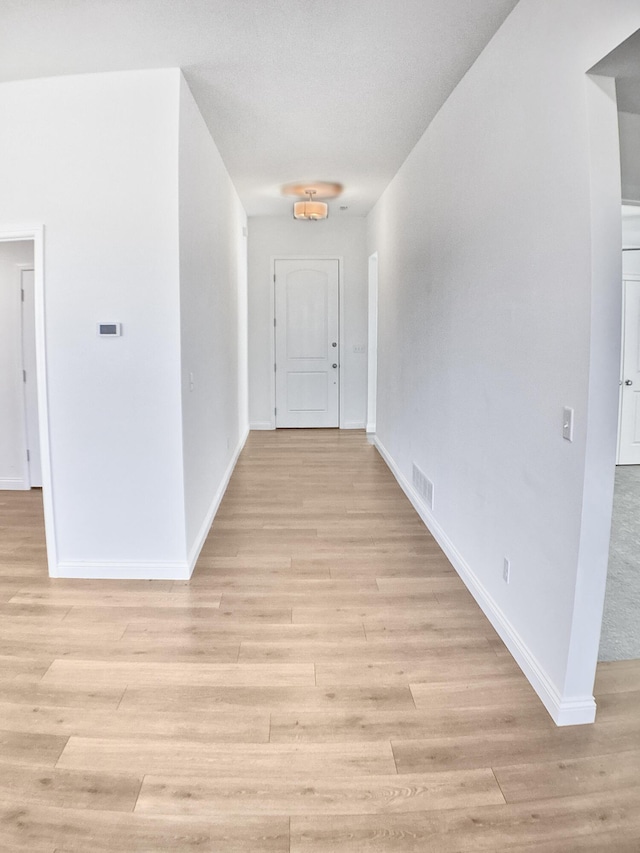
(273, 317, 276, 327)
(22, 369, 26, 383)
(21, 287, 25, 302)
(274, 407, 277, 416)
(273, 274, 276, 282)
(274, 363, 277, 372)
(26, 449, 30, 462)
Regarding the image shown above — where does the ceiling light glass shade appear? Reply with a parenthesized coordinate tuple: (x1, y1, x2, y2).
(293, 200, 328, 220)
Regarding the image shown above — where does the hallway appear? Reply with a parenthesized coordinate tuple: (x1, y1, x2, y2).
(0, 429, 639, 851)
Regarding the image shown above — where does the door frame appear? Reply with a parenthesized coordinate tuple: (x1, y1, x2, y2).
(616, 273, 640, 463)
(269, 256, 345, 429)
(366, 252, 378, 435)
(0, 224, 57, 576)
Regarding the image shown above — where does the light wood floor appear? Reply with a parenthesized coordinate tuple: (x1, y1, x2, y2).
(0, 429, 639, 852)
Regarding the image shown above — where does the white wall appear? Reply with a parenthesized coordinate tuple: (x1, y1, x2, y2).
(367, 0, 640, 724)
(0, 241, 33, 489)
(178, 75, 248, 566)
(0, 68, 249, 578)
(0, 69, 186, 574)
(248, 216, 368, 429)
(620, 111, 640, 201)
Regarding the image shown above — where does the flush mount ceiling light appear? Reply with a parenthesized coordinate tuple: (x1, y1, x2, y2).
(293, 189, 328, 221)
(282, 181, 343, 222)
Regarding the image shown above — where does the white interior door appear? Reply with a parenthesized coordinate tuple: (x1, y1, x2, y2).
(275, 258, 339, 428)
(21, 268, 42, 486)
(618, 277, 640, 464)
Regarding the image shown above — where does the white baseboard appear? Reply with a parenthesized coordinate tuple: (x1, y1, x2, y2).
(342, 421, 366, 430)
(366, 423, 376, 434)
(52, 560, 191, 580)
(0, 477, 29, 490)
(250, 421, 274, 430)
(186, 424, 250, 576)
(373, 435, 596, 727)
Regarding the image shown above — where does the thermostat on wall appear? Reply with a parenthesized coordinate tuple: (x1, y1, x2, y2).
(97, 323, 122, 336)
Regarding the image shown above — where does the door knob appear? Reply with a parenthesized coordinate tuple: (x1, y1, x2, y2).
(332, 363, 338, 369)
(332, 342, 337, 347)
(625, 380, 633, 386)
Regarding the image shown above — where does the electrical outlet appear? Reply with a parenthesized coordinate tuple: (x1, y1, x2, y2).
(503, 557, 511, 584)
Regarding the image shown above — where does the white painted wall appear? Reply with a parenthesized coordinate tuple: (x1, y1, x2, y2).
(620, 111, 640, 201)
(0, 241, 33, 489)
(367, 0, 640, 724)
(178, 75, 248, 566)
(248, 216, 368, 429)
(0, 69, 186, 573)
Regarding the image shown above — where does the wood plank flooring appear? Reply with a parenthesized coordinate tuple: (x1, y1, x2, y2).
(0, 428, 639, 851)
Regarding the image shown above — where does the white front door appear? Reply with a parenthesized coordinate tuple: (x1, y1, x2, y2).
(21, 268, 42, 486)
(618, 277, 640, 465)
(275, 258, 339, 428)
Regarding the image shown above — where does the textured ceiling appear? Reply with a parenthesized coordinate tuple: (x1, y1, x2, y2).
(0, 0, 519, 215)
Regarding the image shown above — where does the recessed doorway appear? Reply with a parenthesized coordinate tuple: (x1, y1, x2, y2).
(273, 257, 341, 428)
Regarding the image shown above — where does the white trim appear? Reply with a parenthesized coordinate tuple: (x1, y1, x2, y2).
(186, 424, 249, 575)
(268, 259, 277, 430)
(0, 477, 29, 490)
(373, 435, 597, 727)
(271, 256, 344, 428)
(249, 421, 274, 430)
(338, 257, 345, 429)
(367, 252, 378, 434)
(342, 421, 366, 430)
(53, 560, 191, 580)
(0, 225, 57, 576)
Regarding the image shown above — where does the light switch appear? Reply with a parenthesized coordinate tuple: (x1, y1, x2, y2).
(563, 407, 574, 442)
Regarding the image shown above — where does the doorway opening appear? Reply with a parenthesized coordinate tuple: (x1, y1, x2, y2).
(587, 33, 640, 667)
(600, 203, 640, 661)
(272, 256, 343, 428)
(0, 226, 55, 575)
(0, 240, 40, 489)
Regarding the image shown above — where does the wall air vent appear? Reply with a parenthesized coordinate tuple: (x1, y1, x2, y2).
(412, 463, 434, 511)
